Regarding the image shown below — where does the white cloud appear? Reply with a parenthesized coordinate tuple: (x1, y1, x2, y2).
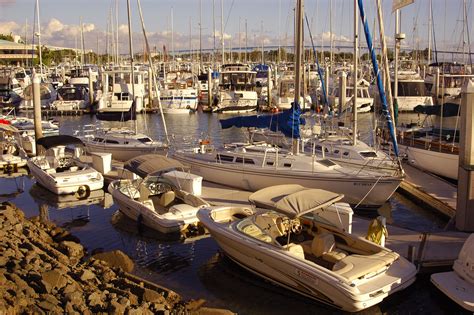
(0, 21, 20, 35)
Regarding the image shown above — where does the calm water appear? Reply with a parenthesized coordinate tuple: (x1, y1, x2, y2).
(1, 112, 466, 314)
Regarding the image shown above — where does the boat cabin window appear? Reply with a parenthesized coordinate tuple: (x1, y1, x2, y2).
(283, 163, 292, 168)
(343, 151, 349, 156)
(138, 137, 152, 143)
(266, 161, 274, 166)
(360, 151, 378, 158)
(216, 154, 234, 162)
(334, 149, 340, 154)
(235, 157, 255, 164)
(318, 159, 337, 167)
(105, 139, 119, 144)
(391, 81, 428, 97)
(92, 137, 104, 143)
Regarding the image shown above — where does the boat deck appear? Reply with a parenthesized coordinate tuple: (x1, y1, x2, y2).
(201, 181, 468, 271)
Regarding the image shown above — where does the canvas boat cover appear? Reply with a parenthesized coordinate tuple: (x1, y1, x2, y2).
(37, 135, 84, 149)
(249, 184, 344, 219)
(124, 154, 185, 178)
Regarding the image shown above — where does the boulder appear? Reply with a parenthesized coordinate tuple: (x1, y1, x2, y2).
(42, 269, 68, 291)
(92, 250, 134, 273)
(59, 241, 84, 261)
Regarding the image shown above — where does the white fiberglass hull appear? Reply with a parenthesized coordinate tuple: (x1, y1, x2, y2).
(198, 208, 417, 312)
(403, 145, 458, 180)
(396, 96, 433, 111)
(173, 154, 402, 208)
(27, 160, 103, 195)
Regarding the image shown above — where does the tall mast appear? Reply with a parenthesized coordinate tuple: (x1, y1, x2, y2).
(238, 17, 241, 62)
(278, 0, 281, 64)
(294, 0, 303, 108)
(245, 19, 248, 63)
(213, 0, 216, 66)
(221, 0, 224, 63)
(35, 0, 42, 75)
(329, 0, 333, 70)
(115, 0, 119, 63)
(353, 0, 358, 146)
(126, 0, 136, 133)
(199, 0, 203, 68)
(261, 20, 264, 64)
(427, 0, 432, 63)
(80, 17, 85, 65)
(171, 6, 174, 62)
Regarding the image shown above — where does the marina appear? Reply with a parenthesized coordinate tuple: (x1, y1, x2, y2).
(0, 0, 474, 313)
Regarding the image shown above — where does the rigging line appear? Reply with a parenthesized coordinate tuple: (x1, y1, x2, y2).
(463, 0, 473, 66)
(223, 0, 235, 32)
(431, 1, 438, 64)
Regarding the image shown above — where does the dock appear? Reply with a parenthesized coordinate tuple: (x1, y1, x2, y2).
(201, 181, 469, 271)
(398, 163, 457, 218)
(42, 109, 85, 116)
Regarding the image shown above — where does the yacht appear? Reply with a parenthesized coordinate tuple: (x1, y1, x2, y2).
(270, 73, 312, 111)
(430, 234, 474, 312)
(50, 84, 90, 111)
(0, 122, 27, 172)
(197, 184, 417, 312)
(173, 141, 404, 209)
(329, 78, 373, 114)
(159, 70, 198, 114)
(108, 155, 208, 234)
(78, 127, 168, 162)
(0, 75, 22, 110)
(213, 64, 258, 113)
(19, 81, 57, 110)
(387, 69, 433, 111)
(27, 135, 104, 195)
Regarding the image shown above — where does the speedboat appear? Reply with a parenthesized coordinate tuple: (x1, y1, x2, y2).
(430, 234, 474, 312)
(173, 141, 404, 209)
(27, 135, 104, 195)
(108, 155, 208, 234)
(197, 184, 417, 312)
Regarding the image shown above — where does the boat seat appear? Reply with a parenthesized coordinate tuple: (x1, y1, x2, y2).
(332, 251, 399, 281)
(283, 243, 305, 260)
(241, 223, 272, 243)
(158, 191, 175, 208)
(45, 168, 56, 174)
(142, 199, 155, 211)
(311, 232, 347, 263)
(139, 185, 152, 202)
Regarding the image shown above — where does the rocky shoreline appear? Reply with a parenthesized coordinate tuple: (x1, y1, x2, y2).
(0, 202, 232, 314)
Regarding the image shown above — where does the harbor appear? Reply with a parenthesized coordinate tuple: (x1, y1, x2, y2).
(0, 0, 474, 313)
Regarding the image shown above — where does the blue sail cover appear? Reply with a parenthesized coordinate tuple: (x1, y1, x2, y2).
(220, 102, 305, 138)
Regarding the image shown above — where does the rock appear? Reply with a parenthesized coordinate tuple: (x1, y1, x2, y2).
(65, 291, 83, 305)
(42, 270, 68, 291)
(109, 300, 127, 314)
(59, 241, 84, 260)
(186, 299, 207, 311)
(37, 299, 61, 313)
(80, 269, 96, 282)
(87, 291, 104, 307)
(143, 289, 166, 304)
(92, 250, 134, 273)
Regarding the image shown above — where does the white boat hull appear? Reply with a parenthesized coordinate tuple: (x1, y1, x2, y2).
(402, 145, 458, 180)
(173, 154, 402, 208)
(84, 142, 167, 162)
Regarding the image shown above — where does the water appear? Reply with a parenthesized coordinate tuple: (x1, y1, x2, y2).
(2, 112, 466, 314)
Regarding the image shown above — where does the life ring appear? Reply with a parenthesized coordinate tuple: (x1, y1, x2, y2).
(75, 185, 90, 199)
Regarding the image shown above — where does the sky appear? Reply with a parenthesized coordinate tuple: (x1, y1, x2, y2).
(0, 0, 471, 57)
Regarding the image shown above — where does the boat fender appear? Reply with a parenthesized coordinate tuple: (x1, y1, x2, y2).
(75, 185, 90, 200)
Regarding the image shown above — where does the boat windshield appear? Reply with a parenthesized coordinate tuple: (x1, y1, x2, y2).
(138, 137, 153, 144)
(391, 81, 428, 97)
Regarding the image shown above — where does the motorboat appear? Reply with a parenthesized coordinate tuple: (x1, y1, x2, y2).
(0, 122, 28, 172)
(50, 84, 90, 111)
(197, 184, 417, 312)
(78, 126, 168, 162)
(108, 154, 208, 234)
(19, 81, 58, 110)
(430, 234, 474, 312)
(173, 141, 404, 209)
(27, 135, 104, 195)
(328, 78, 373, 114)
(159, 70, 199, 114)
(213, 64, 258, 113)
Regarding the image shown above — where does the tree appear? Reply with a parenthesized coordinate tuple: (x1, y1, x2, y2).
(0, 33, 14, 42)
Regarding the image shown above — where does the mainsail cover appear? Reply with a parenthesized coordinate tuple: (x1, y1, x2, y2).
(220, 102, 305, 138)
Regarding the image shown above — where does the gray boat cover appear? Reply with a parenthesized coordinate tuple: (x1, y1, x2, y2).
(124, 154, 185, 178)
(249, 184, 344, 219)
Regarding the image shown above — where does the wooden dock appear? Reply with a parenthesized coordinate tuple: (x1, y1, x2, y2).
(42, 109, 85, 116)
(398, 163, 457, 218)
(201, 181, 469, 271)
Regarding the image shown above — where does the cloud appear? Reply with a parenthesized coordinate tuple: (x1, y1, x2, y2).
(0, 21, 20, 35)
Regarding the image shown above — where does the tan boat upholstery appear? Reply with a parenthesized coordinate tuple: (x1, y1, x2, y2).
(241, 223, 272, 243)
(158, 191, 175, 207)
(139, 185, 152, 201)
(184, 193, 209, 207)
(254, 213, 286, 239)
(283, 243, 305, 260)
(312, 232, 347, 263)
(332, 251, 399, 281)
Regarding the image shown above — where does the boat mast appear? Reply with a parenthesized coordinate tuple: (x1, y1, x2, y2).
(221, 0, 225, 64)
(293, 0, 303, 151)
(80, 17, 85, 65)
(171, 7, 174, 62)
(213, 0, 216, 67)
(427, 0, 432, 63)
(199, 0, 203, 69)
(126, 0, 137, 134)
(35, 0, 42, 76)
(352, 0, 358, 146)
(393, 9, 400, 118)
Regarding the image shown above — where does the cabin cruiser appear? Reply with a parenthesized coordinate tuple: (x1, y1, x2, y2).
(159, 70, 198, 114)
(430, 234, 474, 312)
(213, 64, 258, 113)
(108, 155, 208, 234)
(271, 73, 312, 111)
(50, 84, 90, 111)
(328, 78, 373, 114)
(19, 81, 58, 110)
(78, 127, 168, 162)
(0, 122, 27, 172)
(27, 135, 104, 195)
(197, 184, 417, 312)
(173, 141, 404, 209)
(0, 76, 22, 110)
